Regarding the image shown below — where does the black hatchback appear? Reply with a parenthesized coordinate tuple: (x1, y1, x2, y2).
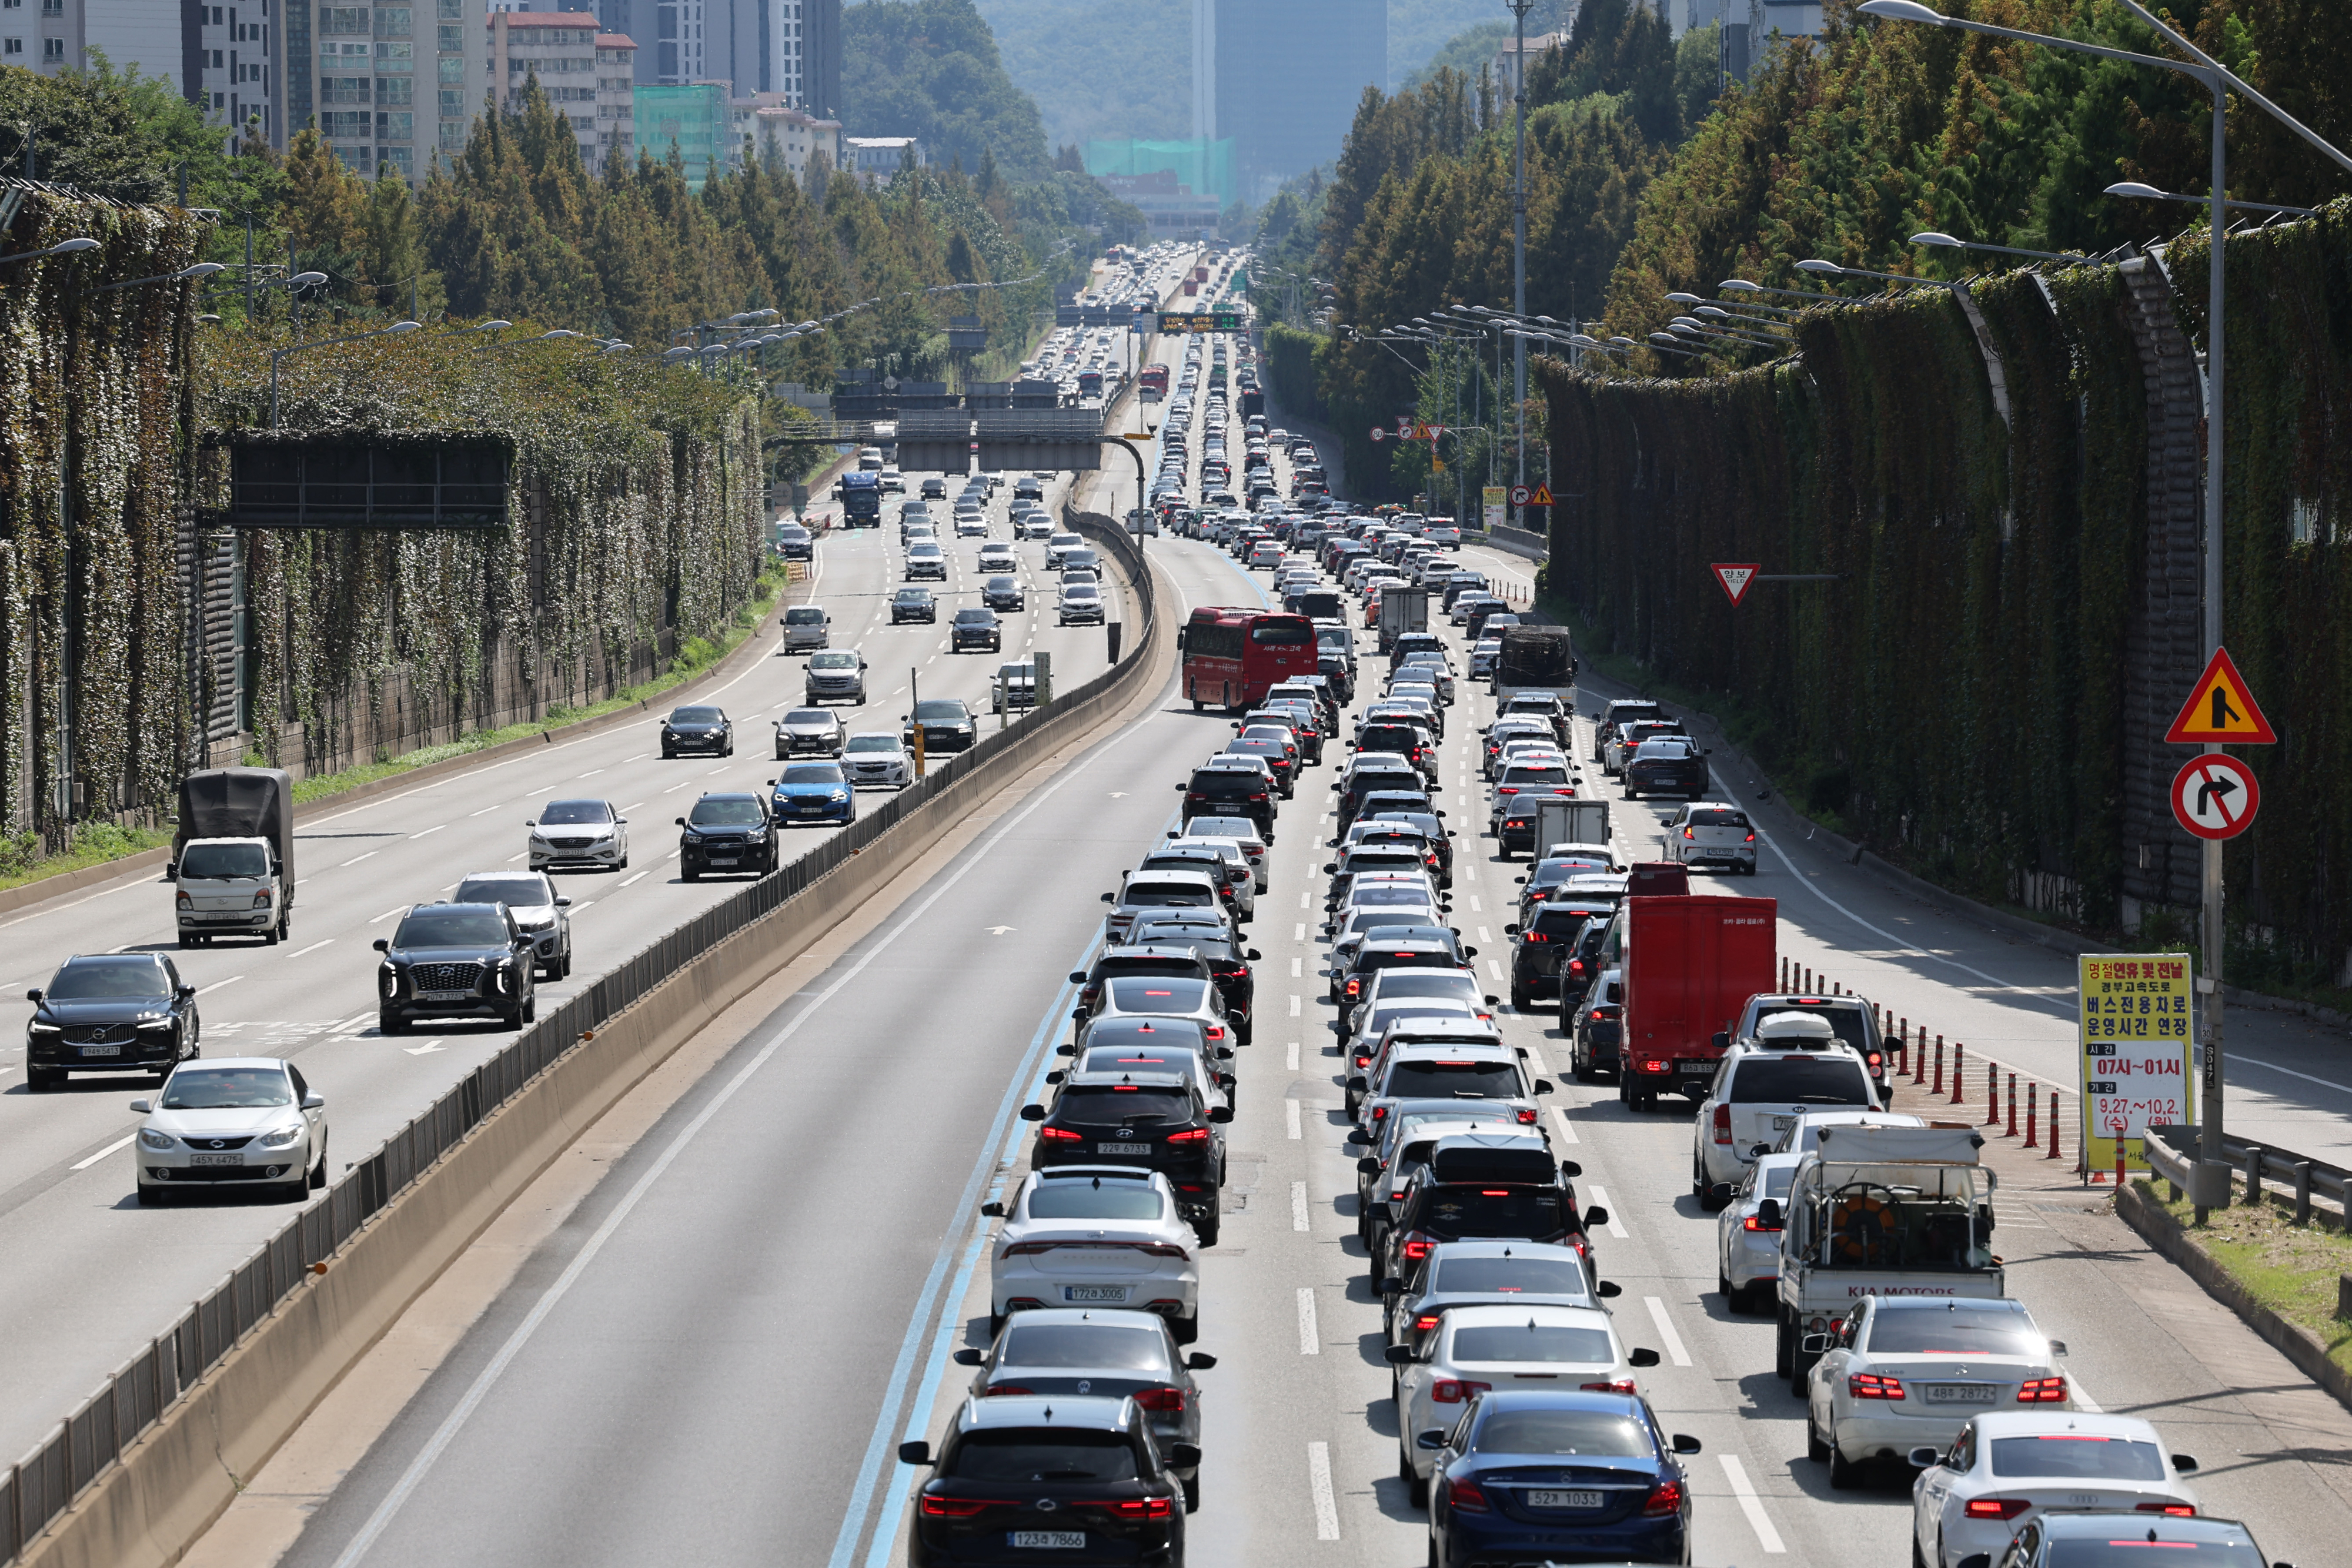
(676, 793, 776, 880)
(1023, 1071, 1233, 1245)
(25, 954, 200, 1088)
(1505, 900, 1619, 1009)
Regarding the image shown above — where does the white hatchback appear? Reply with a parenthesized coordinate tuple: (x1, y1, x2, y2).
(984, 1166, 1201, 1340)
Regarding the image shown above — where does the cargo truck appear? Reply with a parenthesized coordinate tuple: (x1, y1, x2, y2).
(1603, 893, 1775, 1110)
(836, 470, 883, 527)
(1492, 626, 1578, 701)
(172, 767, 296, 947)
(1376, 586, 1431, 657)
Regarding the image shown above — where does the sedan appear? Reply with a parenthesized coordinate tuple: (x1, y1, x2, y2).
(919, 475, 947, 499)
(1422, 1392, 1700, 1568)
(768, 761, 856, 827)
(1058, 582, 1105, 625)
(453, 870, 573, 979)
(980, 1168, 1201, 1338)
(1715, 1150, 1799, 1312)
(977, 543, 1019, 574)
(981, 573, 1025, 611)
(526, 797, 629, 872)
(130, 1057, 327, 1205)
(841, 732, 913, 789)
(953, 509, 989, 538)
(1384, 1239, 1606, 1349)
(1806, 1296, 2072, 1489)
(890, 586, 937, 624)
(903, 697, 977, 754)
(950, 607, 1004, 653)
(659, 704, 731, 757)
(773, 706, 846, 758)
(1076, 974, 1236, 1052)
(24, 953, 201, 1089)
(1912, 1412, 2201, 1568)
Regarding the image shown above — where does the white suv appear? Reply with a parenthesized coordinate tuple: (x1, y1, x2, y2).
(1690, 1014, 1881, 1206)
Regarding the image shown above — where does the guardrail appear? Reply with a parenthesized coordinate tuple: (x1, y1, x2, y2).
(0, 514, 1158, 1566)
(2141, 1124, 2349, 1223)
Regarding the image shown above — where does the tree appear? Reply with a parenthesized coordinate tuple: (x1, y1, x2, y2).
(843, 0, 1053, 176)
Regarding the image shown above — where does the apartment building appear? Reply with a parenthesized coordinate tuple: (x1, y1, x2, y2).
(288, 0, 490, 182)
(486, 11, 636, 175)
(597, 0, 835, 115)
(7, 0, 279, 157)
(742, 96, 840, 179)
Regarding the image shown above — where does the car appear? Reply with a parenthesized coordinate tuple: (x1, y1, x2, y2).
(1075, 972, 1237, 1054)
(523, 797, 629, 872)
(129, 1057, 327, 1205)
(878, 467, 904, 493)
(977, 543, 1018, 573)
(659, 704, 731, 757)
(1120, 921, 1259, 1045)
(1368, 1128, 1585, 1290)
(978, 1170, 1203, 1339)
(674, 792, 776, 880)
(1345, 967, 1495, 1047)
(802, 648, 868, 704)
(1806, 1296, 2073, 1489)
(1060, 582, 1105, 626)
(1954, 1512, 2272, 1568)
(904, 541, 947, 580)
(981, 573, 1025, 611)
(1382, 1239, 1608, 1348)
(373, 901, 537, 1034)
(891, 587, 937, 623)
(1174, 815, 1269, 892)
(841, 731, 913, 788)
(1419, 1391, 1699, 1568)
(24, 953, 201, 1089)
(1021, 1070, 1232, 1243)
(1046, 531, 1087, 569)
(1623, 737, 1709, 800)
(1468, 638, 1503, 679)
(1911, 1412, 2204, 1568)
(1565, 965, 1622, 1079)
(1504, 895, 1621, 1011)
(919, 475, 947, 499)
(779, 603, 830, 652)
(1732, 989, 1896, 1100)
(954, 509, 989, 539)
(1178, 765, 1275, 838)
(1246, 540, 1282, 570)
(1357, 1111, 1542, 1252)
(1102, 871, 1231, 947)
(897, 1396, 1190, 1564)
(1715, 1149, 1800, 1312)
(1389, 1303, 1661, 1504)
(768, 761, 856, 827)
(1021, 513, 1054, 539)
(773, 705, 847, 758)
(951, 606, 1004, 653)
(772, 521, 812, 560)
(1690, 1012, 1883, 1202)
(1069, 1024, 1235, 1113)
(453, 871, 573, 979)
(903, 696, 978, 754)
(1012, 473, 1045, 500)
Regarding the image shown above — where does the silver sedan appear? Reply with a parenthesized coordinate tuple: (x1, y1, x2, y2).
(131, 1057, 327, 1205)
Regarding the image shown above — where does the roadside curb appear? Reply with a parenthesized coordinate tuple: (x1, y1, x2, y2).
(2115, 1180, 2352, 1417)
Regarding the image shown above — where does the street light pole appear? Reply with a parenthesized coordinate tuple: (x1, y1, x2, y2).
(270, 320, 421, 428)
(1508, 0, 1534, 493)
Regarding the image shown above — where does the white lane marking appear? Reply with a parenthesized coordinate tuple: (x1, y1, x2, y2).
(70, 1134, 136, 1171)
(1285, 1097, 1301, 1139)
(2067, 1371, 2103, 1412)
(409, 824, 445, 840)
(1292, 922, 1305, 941)
(575, 768, 603, 779)
(368, 906, 405, 924)
(1586, 1183, 1631, 1238)
(567, 901, 594, 913)
(505, 851, 527, 863)
(195, 975, 244, 996)
(1485, 958, 1505, 981)
(1719, 1455, 1786, 1554)
(1468, 894, 1482, 911)
(285, 939, 334, 960)
(340, 851, 377, 867)
(1307, 1442, 1341, 1540)
(1291, 1181, 1310, 1232)
(1288, 994, 1301, 1017)
(619, 870, 650, 888)
(1298, 889, 1309, 909)
(1297, 1287, 1319, 1355)
(662, 781, 691, 793)
(467, 804, 503, 817)
(620, 802, 643, 813)
(1477, 927, 1492, 944)
(1645, 1297, 1692, 1366)
(1551, 1106, 1579, 1145)
(1286, 1039, 1300, 1071)
(1290, 956, 1301, 978)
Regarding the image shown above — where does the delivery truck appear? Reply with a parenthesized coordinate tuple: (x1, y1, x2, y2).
(1376, 586, 1431, 657)
(1492, 626, 1578, 701)
(1604, 892, 1776, 1110)
(172, 767, 296, 947)
(1535, 798, 1612, 860)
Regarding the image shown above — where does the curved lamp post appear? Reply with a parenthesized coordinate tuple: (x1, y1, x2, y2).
(271, 319, 419, 428)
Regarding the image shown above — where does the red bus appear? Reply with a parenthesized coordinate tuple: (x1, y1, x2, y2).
(1180, 607, 1317, 711)
(1138, 365, 1170, 399)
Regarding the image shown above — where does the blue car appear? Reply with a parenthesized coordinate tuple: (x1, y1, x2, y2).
(1421, 1390, 1700, 1567)
(767, 761, 856, 827)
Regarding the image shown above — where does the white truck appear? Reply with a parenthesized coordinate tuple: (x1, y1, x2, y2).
(1376, 585, 1430, 657)
(1770, 1124, 2003, 1393)
(172, 767, 296, 947)
(1535, 798, 1612, 860)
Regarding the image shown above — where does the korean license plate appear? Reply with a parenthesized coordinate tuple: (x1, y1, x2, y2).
(1064, 1285, 1131, 1303)
(710, 856, 740, 865)
(420, 990, 470, 1002)
(1008, 1532, 1085, 1550)
(1923, 1383, 1997, 1404)
(189, 1154, 242, 1168)
(1526, 1489, 1603, 1509)
(79, 1044, 122, 1057)
(1096, 1142, 1151, 1156)
(1772, 1116, 1796, 1132)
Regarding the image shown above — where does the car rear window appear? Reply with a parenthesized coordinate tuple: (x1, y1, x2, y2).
(1473, 1409, 1648, 1456)
(1863, 1309, 2044, 1357)
(1024, 1179, 1167, 1223)
(1450, 1322, 1612, 1364)
(944, 1430, 1140, 1483)
(1532, 904, 1613, 935)
(1728, 1058, 1873, 1105)
(1369, 972, 1477, 1001)
(1384, 1060, 1520, 1099)
(1417, 1186, 1566, 1238)
(1358, 949, 1455, 977)
(1432, 1256, 1588, 1296)
(1107, 977, 1212, 1012)
(1987, 1435, 2166, 1481)
(1691, 809, 1749, 828)
(455, 877, 552, 907)
(1100, 957, 1203, 981)
(1118, 885, 1213, 911)
(1054, 1088, 1191, 1125)
(998, 1323, 1168, 1371)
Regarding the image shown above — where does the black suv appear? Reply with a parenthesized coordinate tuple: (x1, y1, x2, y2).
(1124, 915, 1261, 1045)
(1022, 1070, 1233, 1243)
(373, 902, 536, 1034)
(950, 607, 1003, 653)
(1337, 765, 1427, 827)
(903, 697, 978, 755)
(659, 705, 731, 758)
(25, 954, 200, 1088)
(1624, 737, 1709, 800)
(1505, 898, 1621, 1010)
(1371, 1136, 1605, 1290)
(1179, 765, 1275, 837)
(981, 574, 1025, 611)
(890, 586, 936, 624)
(675, 792, 776, 880)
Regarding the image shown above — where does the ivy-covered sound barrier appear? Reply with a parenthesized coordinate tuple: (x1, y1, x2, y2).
(1542, 203, 2352, 972)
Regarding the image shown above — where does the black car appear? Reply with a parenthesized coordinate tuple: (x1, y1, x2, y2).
(1021, 1070, 1233, 1243)
(891, 586, 937, 624)
(1179, 765, 1275, 837)
(24, 954, 201, 1088)
(1360, 809, 1454, 885)
(1505, 899, 1620, 1010)
(903, 697, 977, 755)
(1336, 767, 1426, 827)
(373, 902, 537, 1034)
(660, 704, 731, 758)
(981, 574, 1025, 611)
(675, 792, 776, 880)
(1122, 917, 1261, 1045)
(1623, 737, 1709, 800)
(899, 1397, 1188, 1568)
(1372, 1139, 1602, 1290)
(774, 523, 813, 560)
(950, 607, 1003, 653)
(1334, 939, 1479, 1028)
(1566, 967, 1623, 1081)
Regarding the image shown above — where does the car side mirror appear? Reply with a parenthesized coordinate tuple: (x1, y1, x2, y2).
(897, 1440, 932, 1466)
(1173, 782, 1186, 791)
(1561, 1159, 1582, 1178)
(1019, 1105, 1045, 1122)
(1708, 1182, 1735, 1208)
(1514, 875, 1526, 884)
(1534, 1080, 1554, 1095)
(1756, 1198, 1782, 1228)
(1245, 948, 1261, 961)
(1345, 1128, 1371, 1146)
(1751, 1143, 1772, 1158)
(371, 940, 388, 953)
(2172, 1453, 2198, 1472)
(1164, 1442, 1202, 1469)
(1068, 970, 1088, 984)
(1100, 892, 1114, 903)
(166, 861, 178, 877)
(1595, 1279, 1622, 1298)
(675, 817, 686, 827)
(1357, 1156, 1382, 1176)
(2048, 1340, 2067, 1358)
(301, 1093, 326, 1111)
(1045, 1070, 1065, 1085)
(1207, 1105, 1233, 1124)
(1909, 1446, 1942, 1469)
(980, 1200, 1005, 1217)
(1322, 862, 1337, 874)
(129, 1099, 152, 1114)
(1582, 1206, 1609, 1228)
(1383, 1344, 1418, 1366)
(1054, 1043, 1077, 1058)
(1414, 1429, 1448, 1451)
(1347, 1075, 1368, 1092)
(1956, 1556, 1992, 1568)
(176, 984, 196, 1001)
(1628, 1348, 1661, 1368)
(1503, 924, 1519, 937)
(1670, 1433, 1703, 1455)
(1800, 1333, 1831, 1355)
(952, 1347, 985, 1366)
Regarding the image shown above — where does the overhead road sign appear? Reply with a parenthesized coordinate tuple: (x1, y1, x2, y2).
(1713, 563, 1759, 606)
(2164, 647, 2276, 744)
(2170, 754, 2261, 841)
(1158, 312, 1244, 334)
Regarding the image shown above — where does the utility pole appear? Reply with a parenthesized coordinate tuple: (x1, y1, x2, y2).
(1508, 0, 1534, 492)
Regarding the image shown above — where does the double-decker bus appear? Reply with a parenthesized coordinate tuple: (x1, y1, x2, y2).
(1178, 607, 1318, 711)
(1138, 364, 1170, 400)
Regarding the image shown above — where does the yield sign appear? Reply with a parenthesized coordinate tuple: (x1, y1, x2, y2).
(1528, 484, 1555, 506)
(2164, 647, 2276, 743)
(2171, 753, 2260, 840)
(1713, 563, 1760, 606)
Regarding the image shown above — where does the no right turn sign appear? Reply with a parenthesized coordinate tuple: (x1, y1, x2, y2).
(2170, 754, 2260, 840)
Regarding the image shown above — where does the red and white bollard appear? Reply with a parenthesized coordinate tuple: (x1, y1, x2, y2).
(1950, 1042, 1967, 1106)
(2023, 1086, 2039, 1149)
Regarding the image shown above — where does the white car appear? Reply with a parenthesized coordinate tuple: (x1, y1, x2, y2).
(839, 732, 913, 789)
(1388, 1302, 1657, 1504)
(878, 467, 904, 492)
(1664, 801, 1759, 874)
(983, 1166, 1201, 1339)
(1021, 513, 1054, 539)
(132, 1058, 328, 1205)
(1157, 837, 1257, 918)
(976, 541, 1018, 572)
(526, 797, 629, 872)
(1805, 1296, 2073, 1489)
(1077, 972, 1236, 1051)
(1715, 1150, 1802, 1311)
(1910, 1411, 2201, 1568)
(1058, 583, 1105, 625)
(954, 511, 988, 537)
(1046, 531, 1087, 568)
(1691, 1014, 1884, 1201)
(1171, 816, 1267, 892)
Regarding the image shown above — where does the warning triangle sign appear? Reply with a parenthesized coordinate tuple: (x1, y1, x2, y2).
(1529, 484, 1554, 506)
(2165, 647, 2277, 744)
(1713, 563, 1760, 606)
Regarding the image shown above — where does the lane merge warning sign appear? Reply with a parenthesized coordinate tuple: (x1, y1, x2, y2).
(2165, 647, 2276, 744)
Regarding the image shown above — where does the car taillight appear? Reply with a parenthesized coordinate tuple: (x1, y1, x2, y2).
(1849, 1372, 1905, 1400)
(1713, 1104, 1733, 1146)
(1590, 1009, 1606, 1021)
(1353, 1052, 1371, 1068)
(1744, 1213, 1783, 1232)
(1039, 1126, 1083, 1142)
(921, 1495, 1011, 1517)
(2136, 1503, 2197, 1516)
(1206, 1024, 1227, 1041)
(1371, 1105, 1389, 1121)
(1132, 1385, 1187, 1413)
(1580, 1378, 1638, 1394)
(1430, 1379, 1491, 1403)
(1683, 828, 1695, 839)
(1524, 931, 1548, 943)
(1412, 1313, 1441, 1333)
(1345, 978, 1362, 998)
(1640, 1061, 1671, 1074)
(1079, 1496, 1174, 1521)
(1965, 1499, 2032, 1521)
(1516, 1108, 1538, 1124)
(1402, 1236, 1432, 1261)
(1745, 831, 1756, 842)
(1167, 1127, 1212, 1145)
(2018, 1377, 2067, 1402)
(1641, 1478, 1685, 1517)
(1441, 1476, 1491, 1512)
(1866, 1052, 1883, 1072)
(1567, 959, 1585, 975)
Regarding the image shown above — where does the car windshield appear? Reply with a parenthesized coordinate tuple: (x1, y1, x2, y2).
(1024, 1178, 1168, 1223)
(779, 765, 844, 785)
(670, 707, 721, 723)
(954, 610, 994, 623)
(178, 841, 270, 879)
(1054, 1088, 1191, 1125)
(987, 575, 1017, 587)
(809, 652, 858, 670)
(395, 908, 512, 946)
(1107, 977, 1212, 1012)
(895, 590, 930, 603)
(689, 799, 765, 826)
(783, 608, 824, 624)
(45, 959, 170, 999)
(943, 1430, 1139, 1483)
(1866, 1309, 2044, 1357)
(159, 1066, 293, 1109)
(540, 800, 613, 824)
(844, 735, 898, 754)
(1729, 1059, 1873, 1105)
(1474, 1409, 1649, 1456)
(914, 700, 964, 721)
(1451, 1322, 1613, 1365)
(455, 877, 552, 908)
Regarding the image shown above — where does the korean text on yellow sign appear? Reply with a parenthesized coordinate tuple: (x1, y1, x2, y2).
(2077, 955, 2194, 1174)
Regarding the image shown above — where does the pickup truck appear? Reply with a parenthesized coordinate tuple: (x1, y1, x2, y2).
(1772, 1124, 2003, 1393)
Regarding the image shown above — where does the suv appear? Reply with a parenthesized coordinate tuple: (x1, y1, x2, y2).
(1021, 1070, 1234, 1243)
(1373, 1133, 1598, 1290)
(1625, 737, 1709, 800)
(24, 953, 199, 1088)
(1503, 897, 1621, 1011)
(802, 649, 867, 705)
(373, 901, 537, 1034)
(1690, 1012, 1882, 1205)
(903, 697, 978, 755)
(674, 792, 776, 880)
(950, 606, 1003, 653)
(1565, 967, 1623, 1081)
(1179, 765, 1276, 837)
(898, 1396, 1189, 1566)
(1729, 991, 1894, 1102)
(1593, 699, 1666, 761)
(452, 870, 573, 979)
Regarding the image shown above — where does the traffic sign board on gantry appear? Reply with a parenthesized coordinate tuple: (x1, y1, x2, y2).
(2164, 647, 2276, 743)
(1713, 564, 1760, 606)
(2170, 753, 2261, 840)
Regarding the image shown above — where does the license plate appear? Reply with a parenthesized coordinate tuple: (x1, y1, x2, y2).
(419, 989, 470, 1002)
(79, 1044, 122, 1057)
(1009, 1532, 1085, 1550)
(710, 857, 739, 865)
(189, 1154, 242, 1168)
(1924, 1383, 1997, 1404)
(1097, 1142, 1151, 1156)
(1526, 1489, 1604, 1510)
(1772, 1116, 1796, 1132)
(799, 805, 828, 813)
(1064, 1285, 1131, 1303)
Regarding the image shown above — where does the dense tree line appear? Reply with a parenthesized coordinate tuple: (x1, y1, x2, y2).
(844, 0, 1051, 176)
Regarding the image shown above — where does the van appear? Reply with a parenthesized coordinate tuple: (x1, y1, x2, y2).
(779, 604, 830, 652)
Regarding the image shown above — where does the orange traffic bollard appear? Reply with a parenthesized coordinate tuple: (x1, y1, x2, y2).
(2003, 1072, 2018, 1135)
(1987, 1066, 2002, 1126)
(2048, 1093, 2064, 1160)
(1950, 1042, 1967, 1106)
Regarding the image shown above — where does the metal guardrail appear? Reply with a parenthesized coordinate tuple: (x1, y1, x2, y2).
(0, 517, 1157, 1565)
(2142, 1124, 2351, 1223)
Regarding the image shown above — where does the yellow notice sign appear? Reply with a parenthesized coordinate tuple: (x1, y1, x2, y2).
(2078, 955, 2194, 1173)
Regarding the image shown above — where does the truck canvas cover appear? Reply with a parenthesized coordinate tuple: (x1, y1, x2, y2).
(1812, 1124, 1984, 1166)
(1495, 626, 1575, 688)
(175, 768, 294, 871)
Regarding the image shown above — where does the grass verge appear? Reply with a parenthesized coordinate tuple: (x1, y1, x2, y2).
(2139, 1178, 2352, 1379)
(0, 822, 178, 899)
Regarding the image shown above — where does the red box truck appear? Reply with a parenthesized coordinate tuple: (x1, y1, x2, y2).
(1612, 894, 1776, 1110)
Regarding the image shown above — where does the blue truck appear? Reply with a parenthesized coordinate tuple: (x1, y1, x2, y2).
(836, 469, 883, 527)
